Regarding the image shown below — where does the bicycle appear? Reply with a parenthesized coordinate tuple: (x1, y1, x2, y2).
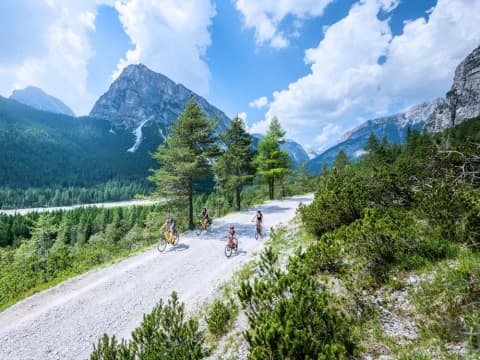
(253, 221, 263, 240)
(157, 229, 180, 252)
(195, 219, 211, 235)
(224, 235, 238, 258)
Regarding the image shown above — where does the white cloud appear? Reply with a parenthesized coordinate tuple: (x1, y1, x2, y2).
(234, 0, 335, 48)
(237, 112, 247, 121)
(263, 0, 480, 148)
(315, 123, 341, 144)
(112, 0, 215, 97)
(247, 119, 270, 135)
(0, 0, 216, 115)
(0, 0, 118, 115)
(248, 96, 269, 108)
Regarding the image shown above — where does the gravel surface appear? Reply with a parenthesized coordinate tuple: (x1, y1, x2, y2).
(0, 195, 312, 360)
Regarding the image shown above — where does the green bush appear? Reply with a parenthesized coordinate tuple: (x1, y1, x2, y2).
(238, 247, 358, 359)
(90, 292, 210, 359)
(206, 298, 237, 338)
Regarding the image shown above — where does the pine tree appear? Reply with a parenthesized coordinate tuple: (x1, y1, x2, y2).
(149, 97, 219, 228)
(254, 117, 291, 199)
(214, 116, 255, 210)
(333, 150, 348, 170)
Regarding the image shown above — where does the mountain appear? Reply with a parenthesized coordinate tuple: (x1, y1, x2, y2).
(0, 96, 152, 188)
(426, 45, 480, 132)
(10, 86, 75, 117)
(90, 64, 231, 152)
(307, 99, 442, 174)
(251, 134, 310, 166)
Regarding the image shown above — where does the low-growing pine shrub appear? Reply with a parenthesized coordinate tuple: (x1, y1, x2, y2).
(206, 299, 237, 338)
(90, 292, 209, 359)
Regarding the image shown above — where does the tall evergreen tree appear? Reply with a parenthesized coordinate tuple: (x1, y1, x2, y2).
(149, 97, 219, 228)
(214, 117, 255, 210)
(254, 117, 290, 199)
(333, 150, 349, 170)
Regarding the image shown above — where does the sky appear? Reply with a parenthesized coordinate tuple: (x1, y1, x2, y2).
(1, 0, 480, 151)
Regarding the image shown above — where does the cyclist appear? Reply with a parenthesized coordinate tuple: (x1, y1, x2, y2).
(161, 215, 176, 242)
(252, 210, 263, 235)
(200, 207, 210, 228)
(226, 226, 237, 249)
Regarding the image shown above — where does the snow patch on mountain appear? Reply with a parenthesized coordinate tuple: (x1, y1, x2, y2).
(127, 116, 153, 153)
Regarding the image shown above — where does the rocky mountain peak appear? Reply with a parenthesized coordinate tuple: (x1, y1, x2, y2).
(89, 64, 230, 132)
(10, 86, 75, 117)
(426, 45, 480, 132)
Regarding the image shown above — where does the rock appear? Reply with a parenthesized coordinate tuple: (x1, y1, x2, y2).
(426, 45, 480, 131)
(89, 64, 230, 133)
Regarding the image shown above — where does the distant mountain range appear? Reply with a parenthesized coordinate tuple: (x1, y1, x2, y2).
(1, 64, 311, 191)
(307, 99, 442, 174)
(10, 86, 75, 117)
(307, 45, 480, 174)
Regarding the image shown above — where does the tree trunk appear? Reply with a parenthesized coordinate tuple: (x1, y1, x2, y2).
(188, 177, 194, 229)
(269, 178, 274, 200)
(235, 186, 241, 210)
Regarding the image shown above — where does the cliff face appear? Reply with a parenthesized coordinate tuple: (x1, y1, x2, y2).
(426, 46, 480, 132)
(90, 64, 230, 132)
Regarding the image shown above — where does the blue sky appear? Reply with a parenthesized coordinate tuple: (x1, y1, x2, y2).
(0, 0, 479, 151)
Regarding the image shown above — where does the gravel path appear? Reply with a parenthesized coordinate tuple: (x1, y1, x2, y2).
(0, 195, 312, 360)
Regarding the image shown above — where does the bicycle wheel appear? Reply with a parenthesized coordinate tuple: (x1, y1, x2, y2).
(225, 244, 233, 257)
(172, 230, 180, 245)
(196, 223, 202, 236)
(157, 237, 167, 252)
(233, 237, 238, 250)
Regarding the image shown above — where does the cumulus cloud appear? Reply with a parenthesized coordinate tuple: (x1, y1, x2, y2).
(112, 0, 215, 97)
(261, 0, 480, 148)
(248, 96, 269, 109)
(0, 0, 216, 115)
(0, 0, 115, 115)
(237, 112, 247, 121)
(234, 0, 334, 48)
(315, 123, 341, 144)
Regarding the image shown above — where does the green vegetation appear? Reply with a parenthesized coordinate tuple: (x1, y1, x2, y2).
(0, 180, 153, 209)
(0, 96, 155, 193)
(0, 203, 168, 310)
(91, 292, 209, 359)
(206, 298, 238, 338)
(238, 247, 358, 359)
(214, 116, 256, 210)
(254, 117, 291, 199)
(149, 97, 220, 228)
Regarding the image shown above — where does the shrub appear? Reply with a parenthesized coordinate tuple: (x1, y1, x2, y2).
(206, 299, 237, 338)
(90, 292, 210, 359)
(238, 247, 358, 359)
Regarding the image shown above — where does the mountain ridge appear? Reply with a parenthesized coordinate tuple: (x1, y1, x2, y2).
(307, 99, 442, 173)
(10, 86, 75, 117)
(89, 64, 231, 153)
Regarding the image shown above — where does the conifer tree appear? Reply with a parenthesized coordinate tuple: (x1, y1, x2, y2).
(333, 149, 349, 170)
(214, 116, 255, 210)
(254, 117, 290, 199)
(149, 97, 219, 228)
